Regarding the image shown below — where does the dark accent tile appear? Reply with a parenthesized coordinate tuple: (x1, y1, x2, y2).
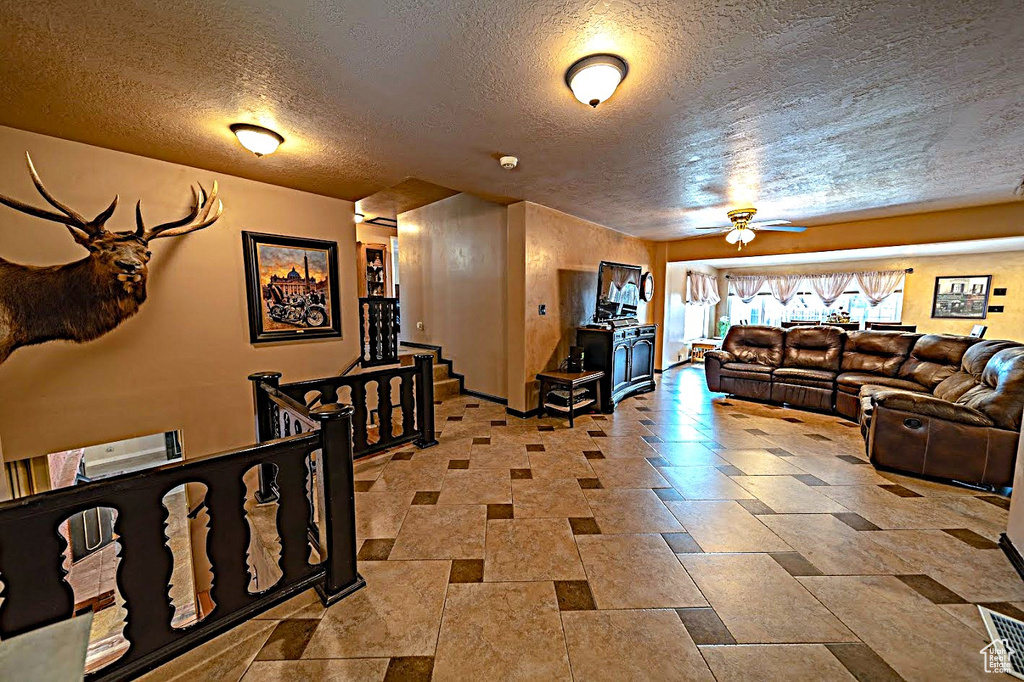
(354, 480, 375, 492)
(487, 503, 514, 520)
(837, 454, 868, 465)
(384, 656, 435, 682)
(591, 415, 608, 421)
(879, 484, 922, 498)
(718, 401, 734, 407)
(635, 396, 647, 401)
(578, 477, 603, 490)
(255, 619, 319, 660)
(832, 512, 881, 531)
(511, 468, 533, 480)
(980, 495, 1012, 510)
(826, 643, 902, 682)
(466, 404, 480, 408)
(390, 451, 414, 461)
(588, 430, 607, 437)
(554, 580, 596, 611)
(896, 574, 967, 604)
(642, 435, 663, 444)
(806, 433, 832, 442)
(490, 420, 507, 427)
(770, 551, 823, 577)
(537, 424, 555, 432)
(449, 559, 484, 583)
(569, 517, 601, 535)
(731, 414, 750, 420)
(716, 465, 745, 477)
(447, 416, 463, 422)
(793, 473, 829, 487)
(583, 450, 605, 460)
(838, 421, 859, 428)
(662, 532, 703, 554)
(358, 538, 395, 561)
(744, 428, 768, 436)
(654, 487, 684, 501)
(736, 498, 776, 515)
(646, 456, 671, 468)
(942, 528, 999, 550)
(676, 608, 736, 645)
(412, 491, 440, 505)
(782, 417, 803, 424)
(472, 437, 491, 445)
(525, 444, 546, 452)
(767, 447, 794, 457)
(640, 419, 656, 425)
(978, 602, 1024, 620)
(434, 400, 443, 405)
(637, 406, 652, 413)
(448, 459, 470, 470)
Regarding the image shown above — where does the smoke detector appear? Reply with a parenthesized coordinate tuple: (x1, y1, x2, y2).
(499, 155, 518, 170)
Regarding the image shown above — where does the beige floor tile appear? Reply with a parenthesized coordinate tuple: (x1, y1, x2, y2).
(785, 455, 891, 485)
(354, 491, 414, 541)
(649, 441, 728, 467)
(700, 644, 857, 681)
(715, 449, 805, 475)
(561, 609, 714, 681)
(595, 436, 658, 458)
(940, 603, 989, 637)
(433, 582, 571, 681)
(936, 496, 1010, 541)
(588, 458, 671, 488)
(799, 575, 989, 681)
(468, 445, 531, 469)
(665, 500, 792, 553)
(353, 454, 390, 481)
(252, 589, 325, 621)
(140, 619, 276, 682)
(877, 472, 986, 496)
(583, 489, 683, 533)
(576, 534, 707, 609)
(818, 485, 988, 530)
(303, 560, 449, 658)
(240, 659, 388, 682)
(680, 553, 856, 644)
(390, 504, 487, 559)
(528, 451, 596, 479)
(484, 518, 586, 581)
(512, 477, 592, 518)
(759, 514, 914, 575)
(370, 460, 447, 492)
(437, 468, 511, 505)
(731, 475, 846, 513)
(658, 466, 756, 500)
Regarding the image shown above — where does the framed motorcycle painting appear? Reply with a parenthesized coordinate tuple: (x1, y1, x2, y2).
(242, 231, 342, 343)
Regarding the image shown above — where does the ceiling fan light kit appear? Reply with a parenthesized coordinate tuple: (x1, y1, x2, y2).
(696, 206, 808, 250)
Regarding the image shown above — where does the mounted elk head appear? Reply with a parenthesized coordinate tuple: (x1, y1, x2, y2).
(0, 153, 223, 364)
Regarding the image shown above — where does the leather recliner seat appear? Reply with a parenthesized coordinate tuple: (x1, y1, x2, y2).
(835, 331, 921, 419)
(771, 326, 845, 410)
(705, 325, 784, 401)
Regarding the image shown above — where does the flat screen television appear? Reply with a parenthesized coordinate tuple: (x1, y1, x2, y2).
(594, 261, 642, 321)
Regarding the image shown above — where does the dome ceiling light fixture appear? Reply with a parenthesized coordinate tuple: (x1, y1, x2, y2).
(565, 54, 628, 108)
(230, 123, 284, 157)
(696, 207, 808, 251)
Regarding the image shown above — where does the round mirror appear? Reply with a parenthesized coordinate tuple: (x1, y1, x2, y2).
(639, 271, 655, 302)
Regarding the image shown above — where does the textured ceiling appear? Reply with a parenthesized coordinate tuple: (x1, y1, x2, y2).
(1, 0, 1022, 240)
(358, 178, 460, 221)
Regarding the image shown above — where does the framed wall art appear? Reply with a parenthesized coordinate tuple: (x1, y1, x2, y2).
(242, 231, 342, 343)
(931, 275, 991, 320)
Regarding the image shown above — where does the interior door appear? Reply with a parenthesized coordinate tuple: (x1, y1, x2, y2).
(612, 342, 631, 394)
(629, 337, 654, 384)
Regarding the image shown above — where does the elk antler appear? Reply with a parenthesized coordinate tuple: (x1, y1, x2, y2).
(135, 181, 223, 241)
(0, 153, 118, 246)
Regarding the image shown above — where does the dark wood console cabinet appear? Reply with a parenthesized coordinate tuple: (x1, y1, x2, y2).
(577, 324, 657, 413)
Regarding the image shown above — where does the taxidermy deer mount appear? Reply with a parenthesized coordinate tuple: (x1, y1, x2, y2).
(0, 153, 223, 364)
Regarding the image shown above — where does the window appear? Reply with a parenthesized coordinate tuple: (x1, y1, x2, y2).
(727, 283, 904, 326)
(683, 304, 710, 341)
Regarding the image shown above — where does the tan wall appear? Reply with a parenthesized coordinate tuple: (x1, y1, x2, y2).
(0, 126, 359, 461)
(720, 250, 1024, 339)
(356, 223, 397, 245)
(398, 194, 508, 398)
(662, 262, 719, 367)
(665, 202, 1024, 262)
(512, 202, 655, 412)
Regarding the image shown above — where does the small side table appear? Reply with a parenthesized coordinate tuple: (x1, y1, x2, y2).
(689, 338, 723, 363)
(536, 370, 605, 428)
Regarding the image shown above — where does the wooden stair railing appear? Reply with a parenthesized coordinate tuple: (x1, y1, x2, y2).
(358, 297, 400, 367)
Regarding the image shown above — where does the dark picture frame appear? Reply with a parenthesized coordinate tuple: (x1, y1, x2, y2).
(242, 231, 342, 343)
(931, 275, 991, 320)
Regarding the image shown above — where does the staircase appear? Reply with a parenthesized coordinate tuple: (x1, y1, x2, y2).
(399, 343, 462, 400)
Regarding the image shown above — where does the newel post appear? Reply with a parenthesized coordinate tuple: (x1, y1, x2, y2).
(311, 403, 365, 606)
(414, 353, 439, 448)
(249, 371, 283, 503)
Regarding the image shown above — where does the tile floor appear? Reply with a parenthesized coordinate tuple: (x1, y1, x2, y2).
(146, 366, 1020, 681)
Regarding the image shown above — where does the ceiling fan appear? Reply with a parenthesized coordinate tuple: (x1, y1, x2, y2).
(696, 208, 807, 250)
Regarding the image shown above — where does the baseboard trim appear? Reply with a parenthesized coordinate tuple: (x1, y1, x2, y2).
(463, 389, 508, 406)
(1000, 534, 1024, 583)
(656, 359, 691, 374)
(505, 406, 540, 419)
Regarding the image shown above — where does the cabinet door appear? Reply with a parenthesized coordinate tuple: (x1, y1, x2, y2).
(612, 342, 631, 393)
(629, 338, 654, 384)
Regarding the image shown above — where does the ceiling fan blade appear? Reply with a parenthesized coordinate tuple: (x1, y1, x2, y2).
(695, 225, 729, 230)
(749, 219, 791, 227)
(757, 225, 807, 232)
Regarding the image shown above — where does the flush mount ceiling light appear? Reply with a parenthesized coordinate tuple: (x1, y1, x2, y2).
(230, 123, 284, 157)
(565, 54, 628, 108)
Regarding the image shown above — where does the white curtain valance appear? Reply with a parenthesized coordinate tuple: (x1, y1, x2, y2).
(808, 272, 855, 307)
(766, 275, 803, 306)
(854, 269, 905, 306)
(729, 275, 766, 303)
(687, 272, 721, 306)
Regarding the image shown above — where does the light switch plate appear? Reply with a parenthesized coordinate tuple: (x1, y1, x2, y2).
(538, 304, 546, 316)
(416, 321, 424, 330)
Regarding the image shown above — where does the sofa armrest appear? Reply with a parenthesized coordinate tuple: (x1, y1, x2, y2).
(703, 350, 733, 393)
(704, 349, 734, 364)
(872, 391, 994, 427)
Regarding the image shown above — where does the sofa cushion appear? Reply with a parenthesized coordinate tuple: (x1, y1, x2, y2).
(871, 390, 994, 427)
(722, 362, 774, 375)
(782, 326, 845, 371)
(954, 345, 1024, 431)
(840, 330, 919, 376)
(933, 340, 1021, 403)
(837, 372, 928, 394)
(898, 334, 981, 390)
(722, 325, 785, 367)
(774, 367, 837, 384)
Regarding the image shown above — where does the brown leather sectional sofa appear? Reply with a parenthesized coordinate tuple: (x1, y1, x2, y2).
(704, 325, 1024, 487)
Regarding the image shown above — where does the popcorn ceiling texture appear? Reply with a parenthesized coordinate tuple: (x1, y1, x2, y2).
(1, 0, 1022, 239)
